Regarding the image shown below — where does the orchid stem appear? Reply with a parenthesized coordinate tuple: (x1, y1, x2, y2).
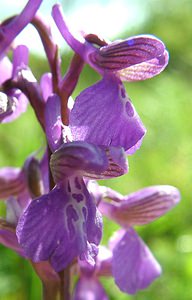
(59, 267, 71, 300)
(42, 281, 60, 300)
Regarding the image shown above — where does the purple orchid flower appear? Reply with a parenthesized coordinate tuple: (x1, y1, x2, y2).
(103, 185, 180, 294)
(16, 140, 128, 272)
(52, 4, 168, 154)
(0, 152, 48, 256)
(85, 182, 180, 294)
(16, 94, 129, 272)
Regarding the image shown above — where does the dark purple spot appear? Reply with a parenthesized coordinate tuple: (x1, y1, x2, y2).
(66, 205, 79, 238)
(67, 218, 75, 238)
(120, 87, 126, 98)
(72, 193, 84, 202)
(75, 177, 81, 190)
(82, 221, 86, 233)
(125, 101, 134, 117)
(67, 181, 71, 193)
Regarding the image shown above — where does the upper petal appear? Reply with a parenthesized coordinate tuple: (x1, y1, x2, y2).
(50, 141, 108, 182)
(70, 75, 146, 153)
(50, 141, 128, 182)
(90, 35, 167, 73)
(52, 6, 168, 80)
(111, 228, 161, 294)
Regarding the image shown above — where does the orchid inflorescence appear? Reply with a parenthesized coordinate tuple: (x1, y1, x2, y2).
(0, 1, 180, 299)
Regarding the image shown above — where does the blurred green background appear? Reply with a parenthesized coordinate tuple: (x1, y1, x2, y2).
(0, 0, 192, 299)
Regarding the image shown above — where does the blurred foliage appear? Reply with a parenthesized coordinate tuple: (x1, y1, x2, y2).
(0, 0, 192, 299)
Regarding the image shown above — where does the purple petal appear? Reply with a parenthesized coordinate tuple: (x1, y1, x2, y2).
(0, 0, 43, 57)
(70, 75, 146, 153)
(12, 45, 29, 78)
(99, 185, 180, 227)
(45, 94, 63, 152)
(0, 89, 28, 123)
(0, 228, 24, 256)
(0, 56, 12, 84)
(17, 177, 102, 271)
(98, 185, 124, 202)
(118, 50, 169, 82)
(0, 167, 25, 199)
(73, 277, 108, 300)
(111, 228, 161, 294)
(40, 73, 53, 102)
(90, 35, 167, 72)
(52, 5, 95, 63)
